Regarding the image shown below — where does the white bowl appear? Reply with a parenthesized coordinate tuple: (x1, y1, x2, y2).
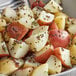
(56, 66, 76, 76)
(48, 66, 76, 76)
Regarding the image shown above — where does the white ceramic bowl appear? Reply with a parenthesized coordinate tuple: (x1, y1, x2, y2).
(55, 66, 76, 76)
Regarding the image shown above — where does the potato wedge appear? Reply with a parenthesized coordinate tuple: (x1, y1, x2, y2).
(68, 25, 76, 34)
(37, 11, 54, 26)
(54, 47, 72, 68)
(8, 38, 29, 58)
(34, 45, 53, 63)
(25, 26, 49, 52)
(44, 0, 63, 13)
(46, 55, 62, 74)
(55, 15, 66, 30)
(0, 58, 24, 75)
(17, 5, 37, 29)
(17, 5, 34, 18)
(2, 7, 17, 22)
(69, 44, 76, 64)
(11, 67, 33, 76)
(31, 64, 48, 76)
(25, 32, 48, 52)
(32, 26, 48, 35)
(66, 18, 76, 34)
(18, 17, 39, 29)
(32, 6, 43, 18)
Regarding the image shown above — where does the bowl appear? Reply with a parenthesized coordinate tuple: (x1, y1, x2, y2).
(55, 66, 76, 76)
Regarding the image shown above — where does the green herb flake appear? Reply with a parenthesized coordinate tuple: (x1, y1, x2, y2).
(47, 9, 51, 12)
(72, 56, 76, 60)
(44, 71, 48, 74)
(20, 46, 22, 48)
(32, 21, 38, 26)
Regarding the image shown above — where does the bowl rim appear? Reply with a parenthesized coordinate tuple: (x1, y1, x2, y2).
(50, 66, 76, 76)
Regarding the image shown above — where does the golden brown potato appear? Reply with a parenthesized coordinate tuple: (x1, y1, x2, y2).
(0, 58, 24, 75)
(69, 44, 76, 64)
(55, 15, 66, 30)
